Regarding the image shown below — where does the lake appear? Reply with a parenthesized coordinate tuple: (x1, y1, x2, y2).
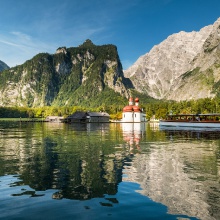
(0, 121, 219, 220)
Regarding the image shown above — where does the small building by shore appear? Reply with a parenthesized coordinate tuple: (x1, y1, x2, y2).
(65, 111, 110, 123)
(87, 112, 110, 123)
(65, 111, 88, 123)
(45, 116, 64, 123)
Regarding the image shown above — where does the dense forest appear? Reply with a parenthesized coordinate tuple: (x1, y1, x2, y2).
(1, 97, 220, 120)
(0, 40, 131, 108)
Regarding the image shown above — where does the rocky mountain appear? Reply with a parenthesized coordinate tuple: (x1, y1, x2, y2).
(0, 60, 9, 71)
(124, 18, 220, 101)
(1, 18, 220, 108)
(0, 40, 133, 107)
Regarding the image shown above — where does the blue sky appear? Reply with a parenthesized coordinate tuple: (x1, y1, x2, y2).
(0, 0, 220, 69)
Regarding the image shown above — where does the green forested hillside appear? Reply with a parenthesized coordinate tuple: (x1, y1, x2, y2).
(1, 40, 220, 119)
(0, 60, 9, 71)
(0, 40, 132, 108)
(1, 97, 220, 120)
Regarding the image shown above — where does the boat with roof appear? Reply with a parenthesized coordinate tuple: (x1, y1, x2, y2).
(159, 113, 220, 128)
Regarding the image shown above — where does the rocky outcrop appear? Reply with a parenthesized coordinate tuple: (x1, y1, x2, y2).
(0, 40, 132, 107)
(124, 18, 220, 101)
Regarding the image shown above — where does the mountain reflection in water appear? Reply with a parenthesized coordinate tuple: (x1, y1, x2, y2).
(13, 122, 128, 201)
(122, 123, 220, 220)
(0, 121, 219, 220)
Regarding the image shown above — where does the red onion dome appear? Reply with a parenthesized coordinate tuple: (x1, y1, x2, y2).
(129, 97, 133, 102)
(133, 105, 141, 112)
(123, 105, 133, 112)
(135, 97, 139, 102)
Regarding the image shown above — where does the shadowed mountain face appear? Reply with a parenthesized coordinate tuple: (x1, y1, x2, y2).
(124, 18, 220, 101)
(0, 60, 9, 71)
(0, 40, 133, 107)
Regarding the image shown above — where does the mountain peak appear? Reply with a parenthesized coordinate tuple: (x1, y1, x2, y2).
(56, 47, 67, 54)
(124, 17, 220, 101)
(0, 40, 131, 107)
(79, 39, 94, 47)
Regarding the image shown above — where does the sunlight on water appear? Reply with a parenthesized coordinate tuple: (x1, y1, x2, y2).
(0, 121, 219, 219)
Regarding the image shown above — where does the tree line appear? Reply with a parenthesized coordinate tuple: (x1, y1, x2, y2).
(144, 97, 220, 119)
(1, 97, 220, 120)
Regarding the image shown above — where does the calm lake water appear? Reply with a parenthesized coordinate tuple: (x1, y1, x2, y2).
(0, 121, 220, 220)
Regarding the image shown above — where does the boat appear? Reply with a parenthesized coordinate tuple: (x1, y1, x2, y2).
(159, 113, 220, 128)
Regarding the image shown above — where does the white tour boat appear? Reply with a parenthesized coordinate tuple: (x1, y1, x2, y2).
(159, 113, 220, 128)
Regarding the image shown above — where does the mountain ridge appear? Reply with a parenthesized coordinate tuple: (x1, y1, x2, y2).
(124, 17, 220, 101)
(0, 60, 9, 71)
(1, 18, 220, 108)
(0, 40, 133, 107)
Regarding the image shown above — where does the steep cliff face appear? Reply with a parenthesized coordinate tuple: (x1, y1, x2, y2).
(0, 60, 9, 71)
(2, 19, 220, 107)
(0, 40, 132, 107)
(124, 18, 220, 101)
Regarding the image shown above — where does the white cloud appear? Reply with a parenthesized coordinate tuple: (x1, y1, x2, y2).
(0, 31, 55, 67)
(11, 31, 31, 41)
(0, 39, 21, 47)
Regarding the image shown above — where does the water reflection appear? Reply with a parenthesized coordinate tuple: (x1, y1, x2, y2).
(0, 122, 129, 201)
(0, 122, 220, 219)
(121, 123, 145, 155)
(160, 126, 220, 140)
(122, 123, 220, 220)
(69, 122, 111, 132)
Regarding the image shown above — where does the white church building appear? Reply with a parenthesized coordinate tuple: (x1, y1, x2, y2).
(122, 97, 146, 123)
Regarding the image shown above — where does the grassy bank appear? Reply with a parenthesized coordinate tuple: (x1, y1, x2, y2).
(0, 118, 44, 122)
